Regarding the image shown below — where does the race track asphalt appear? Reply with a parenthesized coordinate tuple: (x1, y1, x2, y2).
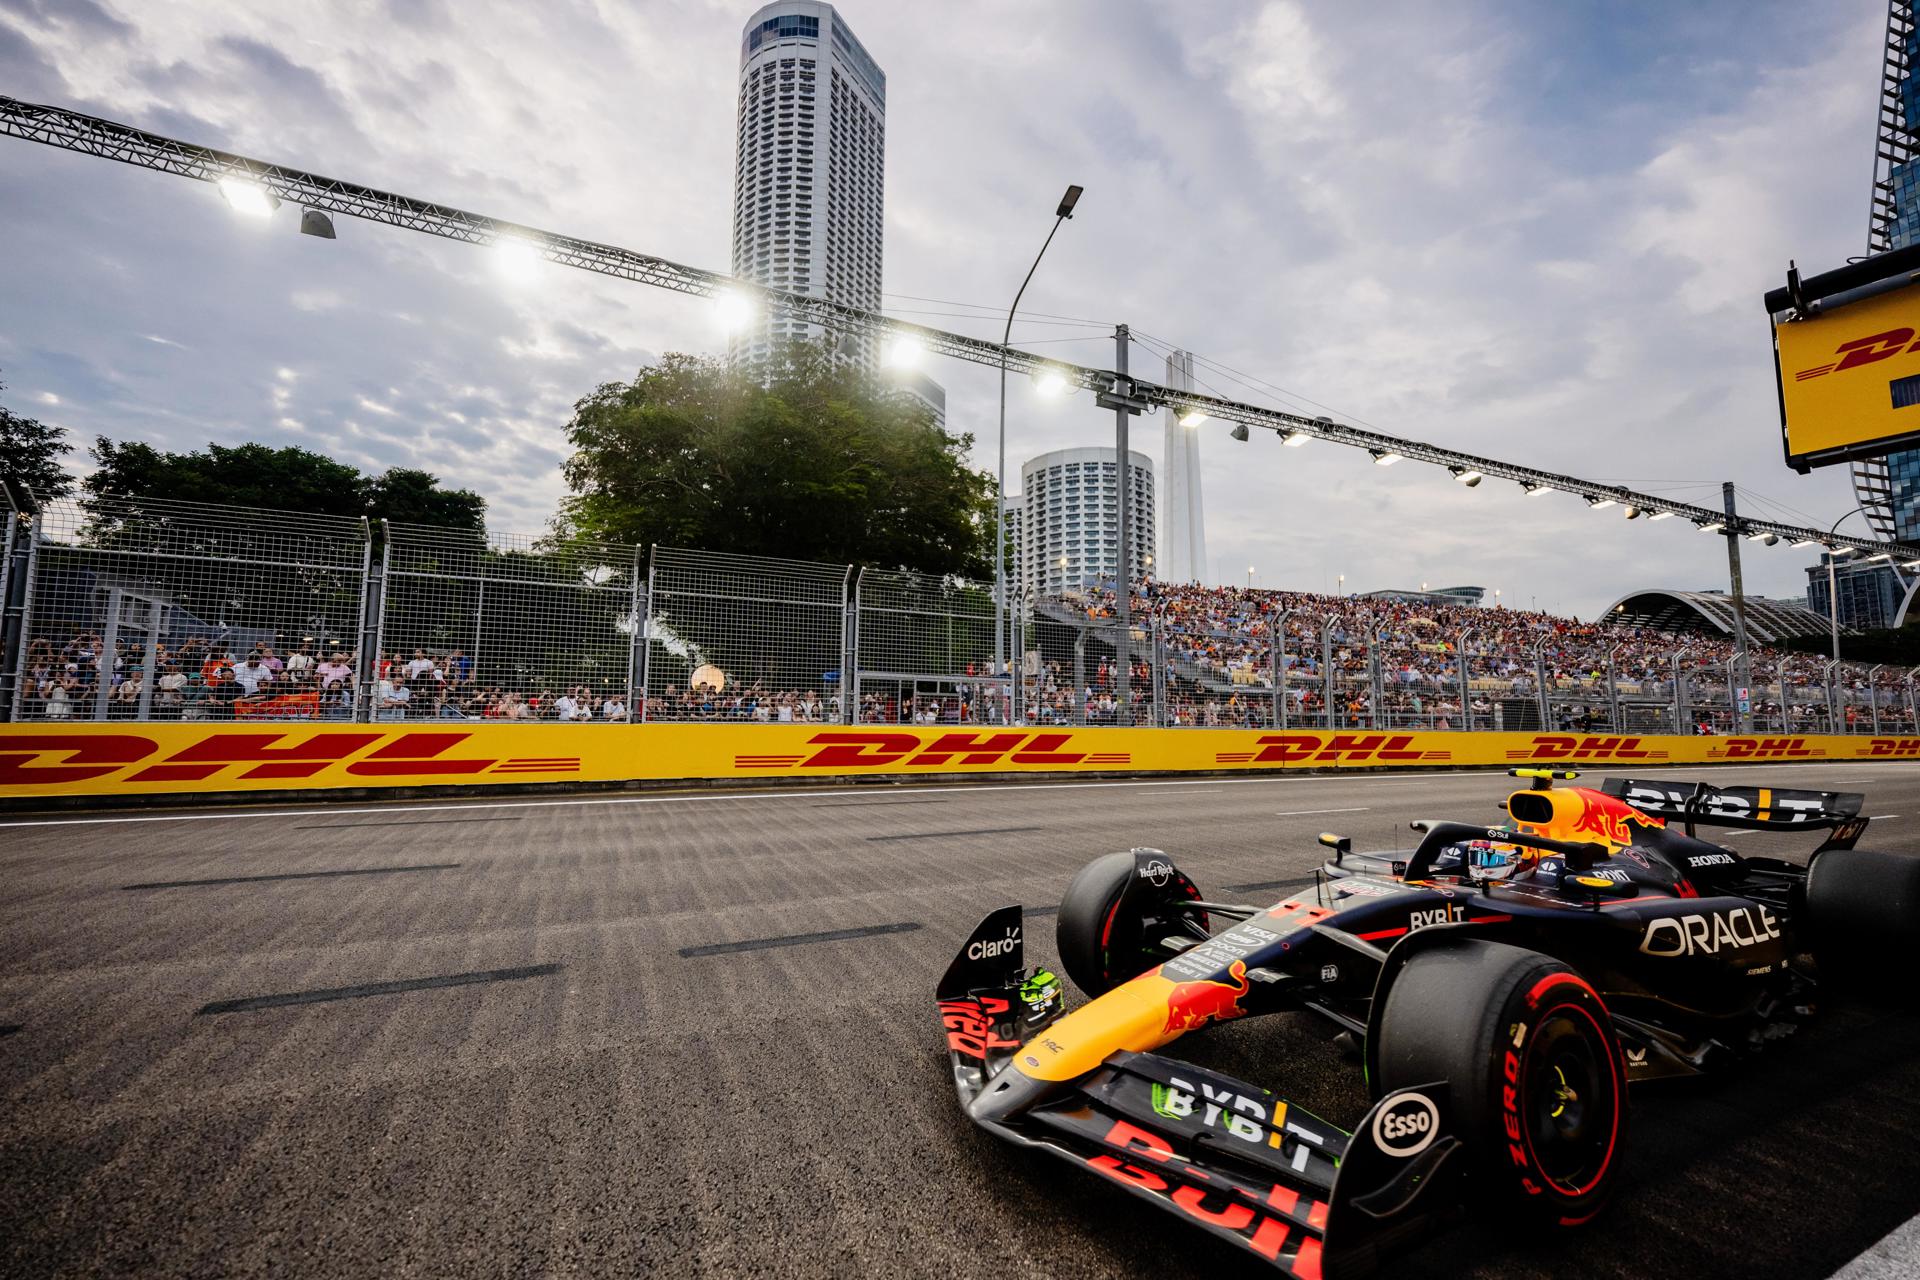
(4, 762, 1920, 1279)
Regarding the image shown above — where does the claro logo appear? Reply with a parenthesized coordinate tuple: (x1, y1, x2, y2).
(0, 732, 574, 787)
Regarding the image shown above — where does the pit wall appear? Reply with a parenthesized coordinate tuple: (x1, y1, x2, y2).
(4, 724, 1920, 803)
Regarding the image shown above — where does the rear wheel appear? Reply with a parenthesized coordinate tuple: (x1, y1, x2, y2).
(1807, 848, 1920, 991)
(1376, 940, 1626, 1229)
(1056, 850, 1207, 997)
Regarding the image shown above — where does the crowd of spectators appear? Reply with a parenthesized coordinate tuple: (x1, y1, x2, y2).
(14, 578, 1916, 732)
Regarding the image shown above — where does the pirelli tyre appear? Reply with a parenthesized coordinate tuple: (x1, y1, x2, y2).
(1056, 849, 1207, 998)
(1375, 940, 1626, 1229)
(1806, 847, 1920, 990)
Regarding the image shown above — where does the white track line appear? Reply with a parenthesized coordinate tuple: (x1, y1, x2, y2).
(6, 761, 1919, 830)
(1274, 807, 1370, 817)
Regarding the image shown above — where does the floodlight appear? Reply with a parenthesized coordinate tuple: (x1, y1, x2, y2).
(884, 334, 925, 368)
(1370, 449, 1402, 466)
(1524, 483, 1555, 497)
(1624, 506, 1641, 519)
(1031, 367, 1069, 396)
(714, 288, 756, 331)
(1790, 538, 1820, 548)
(1829, 545, 1856, 556)
(1281, 430, 1309, 447)
(299, 209, 336, 239)
(1698, 520, 1724, 534)
(1450, 467, 1483, 486)
(1056, 185, 1084, 219)
(1865, 552, 1894, 562)
(217, 178, 279, 218)
(494, 237, 543, 283)
(1229, 424, 1250, 442)
(1178, 409, 1209, 427)
(1647, 510, 1675, 521)
(1588, 497, 1615, 510)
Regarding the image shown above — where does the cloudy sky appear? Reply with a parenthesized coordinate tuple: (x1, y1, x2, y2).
(0, 0, 1896, 617)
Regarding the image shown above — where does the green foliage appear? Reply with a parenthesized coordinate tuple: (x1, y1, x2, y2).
(557, 343, 995, 576)
(83, 438, 487, 531)
(0, 373, 74, 506)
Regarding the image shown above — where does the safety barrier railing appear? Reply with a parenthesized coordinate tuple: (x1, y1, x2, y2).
(4, 494, 1916, 734)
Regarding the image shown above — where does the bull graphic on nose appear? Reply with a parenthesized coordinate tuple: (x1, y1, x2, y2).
(1162, 960, 1251, 1034)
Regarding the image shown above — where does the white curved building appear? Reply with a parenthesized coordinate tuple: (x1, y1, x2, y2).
(731, 3, 887, 368)
(1016, 447, 1156, 597)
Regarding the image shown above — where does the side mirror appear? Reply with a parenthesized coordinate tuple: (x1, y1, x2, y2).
(1318, 832, 1352, 863)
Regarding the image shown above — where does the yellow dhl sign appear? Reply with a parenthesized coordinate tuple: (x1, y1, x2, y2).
(1777, 281, 1920, 467)
(3, 725, 1920, 799)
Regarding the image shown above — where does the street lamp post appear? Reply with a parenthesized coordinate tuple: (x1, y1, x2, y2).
(1825, 505, 1873, 662)
(995, 184, 1083, 720)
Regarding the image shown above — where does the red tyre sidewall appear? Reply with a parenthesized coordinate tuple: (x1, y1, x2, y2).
(1496, 970, 1626, 1226)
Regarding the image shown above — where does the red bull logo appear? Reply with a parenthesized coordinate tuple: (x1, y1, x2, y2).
(1162, 960, 1251, 1034)
(1568, 790, 1665, 847)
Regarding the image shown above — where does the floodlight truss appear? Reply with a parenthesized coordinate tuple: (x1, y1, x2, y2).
(5, 93, 1917, 558)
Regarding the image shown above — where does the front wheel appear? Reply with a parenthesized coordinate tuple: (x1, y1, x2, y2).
(1806, 847, 1920, 993)
(1056, 849, 1208, 998)
(1375, 940, 1626, 1228)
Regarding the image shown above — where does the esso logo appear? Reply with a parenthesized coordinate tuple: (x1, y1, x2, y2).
(1372, 1091, 1439, 1158)
(969, 928, 1021, 960)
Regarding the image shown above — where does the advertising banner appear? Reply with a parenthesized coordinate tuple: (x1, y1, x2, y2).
(4, 724, 1919, 801)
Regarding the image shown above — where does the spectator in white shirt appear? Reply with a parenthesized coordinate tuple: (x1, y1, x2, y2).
(233, 652, 273, 697)
(405, 649, 437, 680)
(600, 694, 628, 721)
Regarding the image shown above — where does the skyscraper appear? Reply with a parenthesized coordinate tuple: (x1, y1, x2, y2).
(1017, 448, 1156, 597)
(1161, 349, 1208, 584)
(731, 3, 887, 367)
(1858, 2, 1920, 543)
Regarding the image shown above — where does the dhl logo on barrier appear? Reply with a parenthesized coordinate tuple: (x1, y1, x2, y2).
(0, 731, 580, 788)
(7, 724, 1920, 799)
(1706, 737, 1819, 760)
(1504, 735, 1668, 762)
(734, 731, 1131, 770)
(1215, 734, 1450, 766)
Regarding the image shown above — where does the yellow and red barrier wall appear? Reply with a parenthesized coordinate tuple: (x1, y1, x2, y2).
(4, 724, 1920, 800)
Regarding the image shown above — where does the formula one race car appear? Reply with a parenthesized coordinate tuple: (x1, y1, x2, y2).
(934, 770, 1920, 1277)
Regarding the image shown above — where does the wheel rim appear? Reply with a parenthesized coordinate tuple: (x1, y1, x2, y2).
(1523, 1007, 1615, 1194)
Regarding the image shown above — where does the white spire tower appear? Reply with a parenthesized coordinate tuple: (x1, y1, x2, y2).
(1163, 349, 1207, 584)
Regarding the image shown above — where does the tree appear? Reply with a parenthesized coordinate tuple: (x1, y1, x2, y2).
(557, 343, 995, 577)
(0, 374, 74, 508)
(83, 439, 487, 531)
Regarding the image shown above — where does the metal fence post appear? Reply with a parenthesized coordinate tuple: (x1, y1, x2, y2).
(1604, 641, 1622, 732)
(1274, 609, 1291, 729)
(0, 513, 15, 720)
(1724, 651, 1742, 734)
(624, 546, 641, 717)
(1533, 638, 1551, 729)
(1822, 659, 1840, 732)
(5, 515, 40, 722)
(1909, 669, 1919, 734)
(1870, 663, 1886, 735)
(1456, 628, 1474, 732)
(1151, 615, 1166, 728)
(1321, 617, 1335, 729)
(845, 565, 860, 725)
(638, 547, 656, 723)
(363, 518, 391, 723)
(1671, 649, 1689, 734)
(1072, 621, 1086, 727)
(1369, 628, 1385, 729)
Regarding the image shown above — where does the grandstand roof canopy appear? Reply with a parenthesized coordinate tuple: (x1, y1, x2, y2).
(1602, 589, 1836, 644)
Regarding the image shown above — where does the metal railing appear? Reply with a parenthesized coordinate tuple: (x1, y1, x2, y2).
(3, 494, 1915, 734)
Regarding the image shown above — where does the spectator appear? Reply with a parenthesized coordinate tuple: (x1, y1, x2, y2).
(376, 670, 411, 720)
(601, 692, 629, 721)
(233, 652, 273, 697)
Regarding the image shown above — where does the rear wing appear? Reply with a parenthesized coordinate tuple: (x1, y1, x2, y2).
(1601, 777, 1865, 844)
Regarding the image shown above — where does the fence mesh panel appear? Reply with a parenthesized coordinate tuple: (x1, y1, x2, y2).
(644, 546, 846, 723)
(379, 524, 640, 722)
(3, 493, 1914, 734)
(10, 496, 366, 722)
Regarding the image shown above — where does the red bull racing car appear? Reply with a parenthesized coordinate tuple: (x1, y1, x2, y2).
(935, 771, 1920, 1277)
